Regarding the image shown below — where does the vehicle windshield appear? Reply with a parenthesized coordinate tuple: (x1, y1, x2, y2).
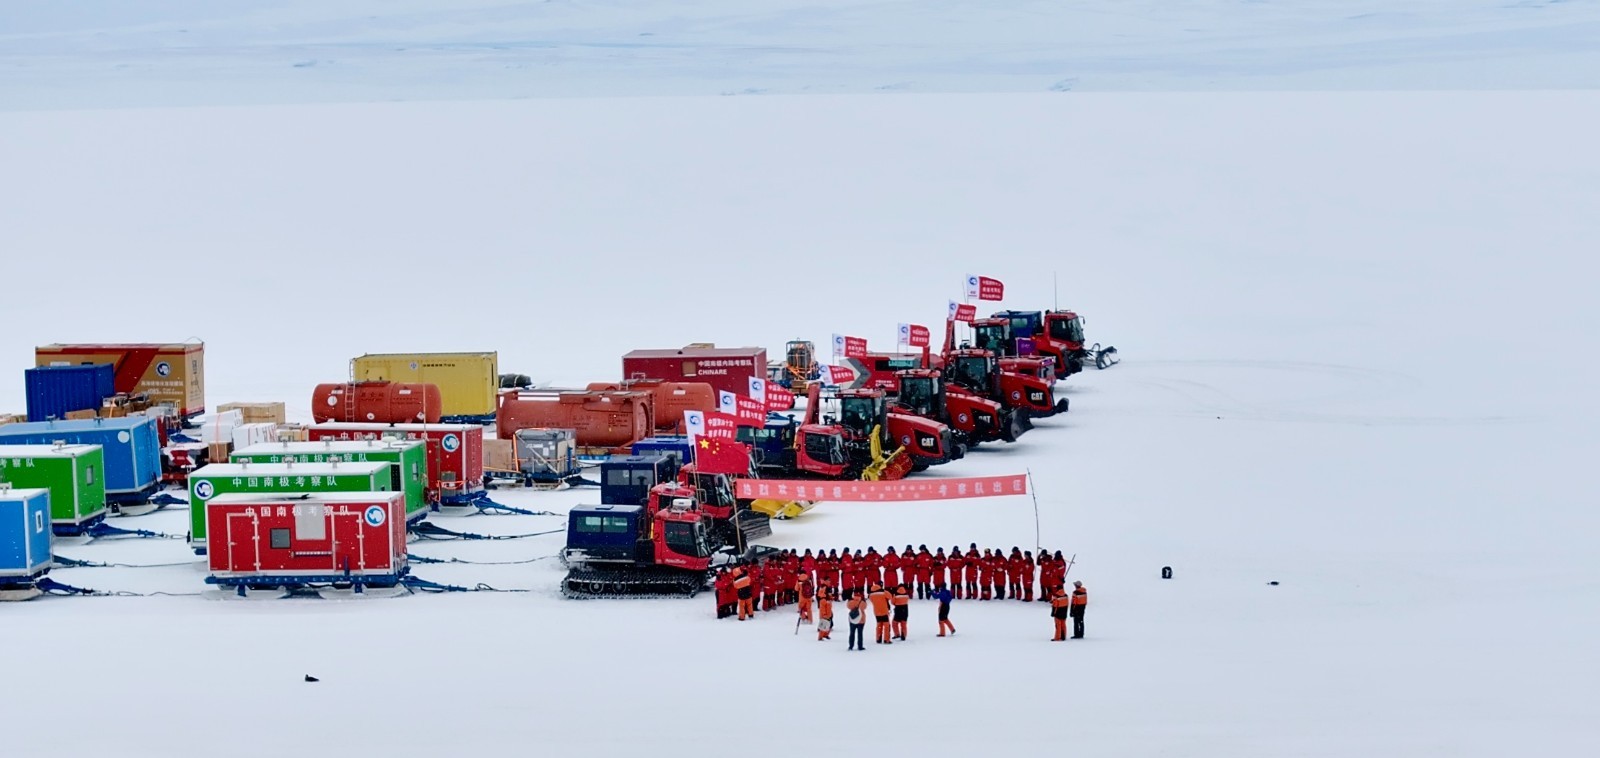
(696, 473, 735, 507)
(803, 431, 846, 465)
(840, 397, 878, 431)
(1049, 316, 1085, 342)
(952, 356, 990, 388)
(899, 377, 935, 414)
(973, 324, 1007, 352)
(664, 520, 711, 558)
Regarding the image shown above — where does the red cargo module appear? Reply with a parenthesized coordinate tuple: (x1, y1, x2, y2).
(307, 422, 484, 504)
(204, 492, 408, 594)
(498, 389, 653, 450)
(312, 381, 442, 424)
(622, 346, 767, 398)
(585, 380, 716, 435)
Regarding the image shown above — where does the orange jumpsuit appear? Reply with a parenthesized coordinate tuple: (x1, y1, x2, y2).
(1050, 589, 1071, 640)
(817, 591, 834, 640)
(868, 585, 893, 644)
(798, 576, 815, 622)
(891, 587, 911, 640)
(734, 570, 754, 620)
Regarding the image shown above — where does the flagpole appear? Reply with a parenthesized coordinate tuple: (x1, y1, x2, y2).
(1027, 468, 1041, 551)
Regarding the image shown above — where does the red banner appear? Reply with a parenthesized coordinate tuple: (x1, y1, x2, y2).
(765, 392, 794, 411)
(826, 365, 854, 384)
(704, 410, 740, 439)
(948, 301, 977, 323)
(831, 334, 867, 359)
(965, 275, 1005, 301)
(735, 474, 1029, 502)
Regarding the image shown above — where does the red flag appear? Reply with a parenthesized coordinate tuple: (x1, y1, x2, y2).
(704, 411, 740, 439)
(948, 301, 977, 323)
(696, 437, 750, 475)
(964, 275, 1005, 301)
(906, 324, 930, 347)
(765, 392, 795, 411)
(826, 365, 854, 384)
(733, 395, 766, 426)
(832, 334, 868, 359)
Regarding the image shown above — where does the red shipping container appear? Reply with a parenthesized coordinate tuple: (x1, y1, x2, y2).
(307, 422, 484, 503)
(497, 390, 653, 449)
(311, 381, 442, 424)
(621, 346, 768, 398)
(205, 492, 407, 584)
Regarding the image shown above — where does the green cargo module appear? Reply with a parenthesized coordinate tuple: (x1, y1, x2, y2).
(229, 440, 428, 524)
(188, 461, 392, 550)
(0, 444, 108, 534)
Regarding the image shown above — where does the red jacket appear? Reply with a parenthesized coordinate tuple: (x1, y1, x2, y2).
(963, 552, 981, 581)
(883, 552, 902, 584)
(945, 553, 963, 581)
(930, 554, 947, 584)
(915, 552, 933, 582)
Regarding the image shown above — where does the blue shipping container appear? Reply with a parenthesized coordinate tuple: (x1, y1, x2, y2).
(629, 436, 696, 467)
(0, 488, 52, 580)
(0, 417, 161, 501)
(25, 364, 115, 422)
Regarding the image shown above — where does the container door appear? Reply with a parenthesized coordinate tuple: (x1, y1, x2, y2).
(223, 512, 260, 573)
(293, 503, 337, 573)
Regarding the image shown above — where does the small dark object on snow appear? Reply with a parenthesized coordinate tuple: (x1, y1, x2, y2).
(304, 675, 320, 682)
(1161, 566, 1172, 579)
(1268, 581, 1279, 586)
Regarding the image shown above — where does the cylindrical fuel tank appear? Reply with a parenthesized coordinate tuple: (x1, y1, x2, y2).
(312, 381, 442, 424)
(497, 389, 654, 448)
(586, 380, 716, 434)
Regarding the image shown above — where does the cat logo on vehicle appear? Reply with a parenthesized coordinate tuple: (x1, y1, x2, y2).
(917, 434, 937, 451)
(1028, 390, 1046, 404)
(364, 505, 387, 528)
(441, 434, 460, 453)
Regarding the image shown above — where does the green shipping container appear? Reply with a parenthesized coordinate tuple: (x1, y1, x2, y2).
(0, 444, 107, 531)
(230, 440, 428, 523)
(188, 461, 392, 548)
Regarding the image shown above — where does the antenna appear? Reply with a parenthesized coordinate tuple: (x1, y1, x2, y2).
(1053, 271, 1059, 312)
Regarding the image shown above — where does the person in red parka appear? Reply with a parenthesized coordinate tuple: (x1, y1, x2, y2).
(914, 545, 933, 599)
(714, 568, 734, 619)
(785, 551, 802, 604)
(883, 546, 902, 590)
(930, 547, 948, 596)
(801, 549, 817, 588)
(989, 549, 1007, 600)
(840, 550, 857, 597)
(1020, 550, 1036, 602)
(964, 546, 981, 599)
(1007, 547, 1026, 601)
(977, 549, 994, 600)
(863, 547, 883, 589)
(821, 550, 840, 597)
(763, 559, 783, 611)
(747, 561, 765, 614)
(946, 547, 964, 599)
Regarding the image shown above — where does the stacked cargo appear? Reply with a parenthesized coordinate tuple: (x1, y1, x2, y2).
(203, 491, 409, 595)
(351, 352, 498, 424)
(0, 417, 161, 503)
(186, 461, 394, 553)
(0, 488, 53, 588)
(35, 343, 205, 423)
(216, 402, 287, 425)
(306, 423, 484, 504)
(230, 440, 429, 523)
(0, 444, 107, 535)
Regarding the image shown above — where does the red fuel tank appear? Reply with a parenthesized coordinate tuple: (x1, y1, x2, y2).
(312, 381, 442, 424)
(497, 389, 654, 449)
(585, 380, 716, 434)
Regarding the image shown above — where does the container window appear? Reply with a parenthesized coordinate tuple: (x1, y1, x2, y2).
(390, 464, 403, 492)
(605, 469, 633, 487)
(270, 528, 291, 549)
(35, 510, 45, 533)
(86, 465, 95, 485)
(296, 504, 327, 541)
(578, 515, 604, 533)
(602, 516, 631, 534)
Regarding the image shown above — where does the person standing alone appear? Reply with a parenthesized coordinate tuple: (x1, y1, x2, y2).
(934, 585, 955, 637)
(846, 589, 867, 651)
(1070, 581, 1088, 639)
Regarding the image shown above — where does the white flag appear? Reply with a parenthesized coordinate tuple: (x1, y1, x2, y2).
(948, 300, 960, 319)
(683, 410, 705, 442)
(718, 390, 737, 415)
(897, 323, 911, 346)
(964, 274, 980, 298)
(831, 333, 845, 356)
(747, 376, 766, 403)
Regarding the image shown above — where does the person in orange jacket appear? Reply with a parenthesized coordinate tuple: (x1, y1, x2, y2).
(963, 546, 981, 598)
(891, 584, 911, 641)
(868, 582, 893, 645)
(972, 546, 985, 601)
(1050, 586, 1071, 641)
(733, 567, 755, 621)
(798, 573, 815, 623)
(945, 547, 965, 599)
(817, 587, 834, 641)
(1070, 580, 1088, 639)
(845, 589, 867, 650)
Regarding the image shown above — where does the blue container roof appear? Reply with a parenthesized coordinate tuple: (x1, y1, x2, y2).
(0, 416, 157, 434)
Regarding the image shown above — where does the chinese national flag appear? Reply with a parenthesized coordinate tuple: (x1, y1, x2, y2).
(696, 436, 750, 475)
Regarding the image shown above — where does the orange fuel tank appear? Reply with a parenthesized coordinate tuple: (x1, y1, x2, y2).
(497, 389, 654, 449)
(312, 381, 442, 424)
(585, 380, 716, 434)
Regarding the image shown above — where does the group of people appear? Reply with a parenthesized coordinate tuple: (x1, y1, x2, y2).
(712, 544, 1088, 645)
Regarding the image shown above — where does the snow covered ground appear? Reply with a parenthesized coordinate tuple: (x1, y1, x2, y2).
(4, 0, 1600, 109)
(2, 2, 1599, 756)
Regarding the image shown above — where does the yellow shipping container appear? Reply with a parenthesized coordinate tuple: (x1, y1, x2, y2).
(352, 352, 499, 421)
